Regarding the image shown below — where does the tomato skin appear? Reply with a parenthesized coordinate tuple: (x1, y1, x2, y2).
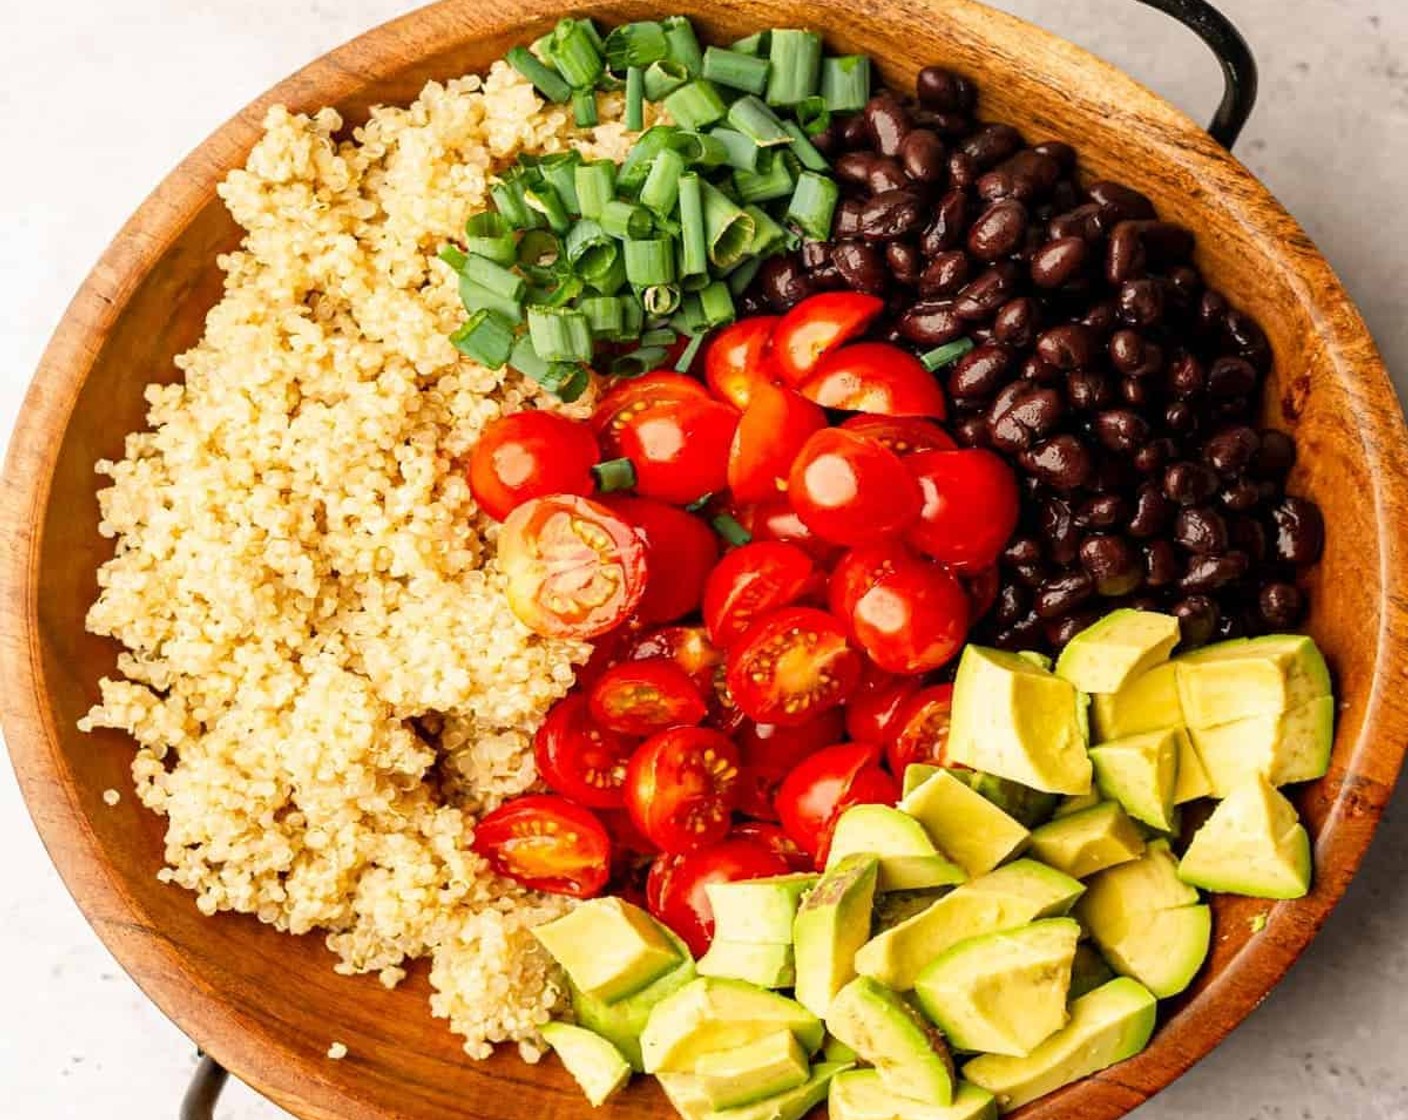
(601, 808, 658, 856)
(839, 415, 957, 457)
(775, 743, 898, 864)
(963, 565, 1001, 623)
(473, 795, 612, 897)
(886, 684, 957, 776)
(592, 372, 711, 458)
(469, 411, 600, 521)
(734, 500, 844, 566)
(832, 544, 971, 675)
(905, 448, 1021, 570)
(845, 663, 923, 745)
(589, 658, 707, 737)
(499, 496, 648, 639)
(648, 839, 794, 956)
(534, 694, 637, 809)
(703, 541, 816, 649)
(624, 727, 741, 855)
(725, 607, 863, 727)
(729, 821, 814, 872)
(705, 316, 780, 410)
(602, 496, 719, 624)
(788, 428, 923, 546)
(727, 382, 828, 504)
(800, 342, 948, 419)
(772, 293, 886, 385)
(734, 709, 848, 820)
(618, 397, 740, 506)
(625, 626, 723, 694)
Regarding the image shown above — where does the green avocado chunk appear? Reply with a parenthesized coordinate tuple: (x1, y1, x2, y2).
(905, 765, 1059, 829)
(1175, 634, 1331, 727)
(1188, 694, 1335, 795)
(1089, 729, 1179, 831)
(541, 1021, 632, 1107)
(962, 978, 1157, 1112)
(829, 1070, 998, 1120)
(1051, 789, 1103, 819)
(1178, 773, 1312, 899)
(697, 941, 796, 989)
(826, 805, 968, 892)
(1027, 801, 1146, 879)
(899, 770, 1031, 878)
(1054, 609, 1181, 694)
(534, 897, 683, 1003)
(657, 1061, 851, 1120)
(1090, 661, 1183, 741)
(640, 977, 824, 1074)
(693, 1030, 810, 1109)
(1068, 943, 1116, 1001)
(947, 646, 1092, 795)
(914, 918, 1080, 1058)
(826, 975, 957, 1106)
(705, 875, 818, 945)
(793, 853, 879, 1017)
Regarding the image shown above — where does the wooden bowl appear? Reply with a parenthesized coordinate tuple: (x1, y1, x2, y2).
(3, 0, 1405, 1116)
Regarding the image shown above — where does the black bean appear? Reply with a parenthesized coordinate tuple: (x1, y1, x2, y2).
(886, 241, 922, 286)
(1076, 494, 1128, 529)
(899, 129, 947, 183)
(1080, 300, 1120, 337)
(832, 239, 888, 294)
(863, 92, 912, 156)
(810, 122, 840, 155)
(858, 189, 926, 240)
(1039, 497, 1081, 563)
(949, 343, 1013, 399)
(1168, 353, 1205, 398)
(1122, 220, 1194, 265)
(968, 199, 1029, 260)
(809, 261, 845, 290)
(1197, 289, 1230, 336)
(1120, 376, 1151, 408)
(1167, 264, 1203, 303)
(897, 299, 965, 346)
(1086, 180, 1156, 219)
(1118, 279, 1166, 327)
(1128, 483, 1174, 538)
(1093, 409, 1150, 453)
(1259, 581, 1304, 628)
(1230, 516, 1267, 562)
(1143, 539, 1181, 587)
(1034, 571, 1095, 618)
(1030, 237, 1089, 288)
(1003, 535, 1044, 569)
(757, 254, 812, 311)
(1036, 323, 1097, 370)
(1032, 140, 1076, 171)
(1106, 222, 1147, 283)
(1066, 370, 1113, 412)
(835, 151, 880, 186)
(1203, 425, 1260, 476)
(1219, 478, 1263, 512)
(995, 582, 1030, 627)
(953, 416, 990, 448)
(1021, 435, 1094, 491)
(916, 66, 975, 113)
(916, 250, 967, 298)
(1173, 506, 1228, 553)
(990, 380, 1029, 418)
(834, 199, 864, 238)
(990, 386, 1064, 453)
(1080, 534, 1143, 596)
(867, 158, 911, 194)
(838, 112, 870, 149)
(977, 151, 1061, 202)
(1108, 329, 1145, 374)
(994, 611, 1046, 650)
(921, 189, 969, 254)
(1019, 353, 1061, 385)
(1180, 551, 1250, 593)
(800, 239, 830, 270)
(1207, 356, 1258, 398)
(961, 123, 1024, 169)
(993, 297, 1040, 347)
(1046, 609, 1105, 648)
(1164, 402, 1197, 433)
(1049, 203, 1103, 242)
(1254, 429, 1297, 479)
(947, 150, 979, 189)
(1224, 308, 1272, 372)
(1270, 496, 1325, 565)
(1173, 595, 1219, 647)
(1133, 437, 1176, 475)
(1088, 453, 1134, 495)
(954, 264, 1020, 320)
(1162, 461, 1220, 505)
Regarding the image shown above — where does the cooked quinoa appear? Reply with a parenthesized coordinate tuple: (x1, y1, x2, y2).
(80, 63, 660, 1061)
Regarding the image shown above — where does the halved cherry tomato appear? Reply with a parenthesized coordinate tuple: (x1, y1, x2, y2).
(589, 658, 707, 736)
(725, 606, 862, 726)
(775, 742, 899, 865)
(707, 664, 747, 735)
(727, 382, 827, 504)
(845, 662, 923, 745)
(730, 821, 814, 871)
(624, 727, 741, 854)
(602, 496, 719, 623)
(574, 616, 640, 688)
(469, 411, 600, 521)
(964, 565, 1001, 622)
(734, 499, 844, 565)
(771, 293, 886, 385)
(625, 625, 723, 694)
(840, 415, 958, 456)
(534, 694, 636, 809)
(735, 709, 847, 819)
(886, 684, 957, 776)
(499, 496, 647, 639)
(704, 316, 780, 410)
(905, 448, 1020, 571)
(591, 371, 711, 458)
(646, 838, 794, 955)
(702, 541, 816, 648)
(800, 342, 948, 419)
(788, 428, 923, 546)
(618, 397, 739, 505)
(473, 794, 611, 897)
(601, 807, 658, 855)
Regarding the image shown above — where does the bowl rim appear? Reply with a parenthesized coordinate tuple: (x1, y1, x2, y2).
(3, 1, 1407, 1117)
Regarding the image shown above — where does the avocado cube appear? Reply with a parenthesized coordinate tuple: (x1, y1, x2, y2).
(823, 1035, 860, 1064)
(915, 918, 1080, 1057)
(962, 978, 1157, 1111)
(641, 977, 824, 1074)
(540, 1021, 632, 1107)
(1175, 634, 1331, 727)
(657, 1061, 851, 1120)
(900, 770, 1031, 878)
(698, 941, 795, 989)
(705, 875, 817, 945)
(1178, 773, 1312, 899)
(902, 763, 943, 798)
(1089, 729, 1179, 831)
(829, 1071, 998, 1120)
(793, 853, 879, 1017)
(534, 897, 682, 1003)
(1051, 789, 1104, 819)
(826, 976, 956, 1106)
(1171, 727, 1214, 803)
(693, 1030, 810, 1109)
(1189, 694, 1335, 796)
(957, 771, 1061, 829)
(1090, 660, 1184, 741)
(1068, 943, 1116, 1001)
(947, 646, 1092, 795)
(826, 805, 967, 892)
(1055, 609, 1181, 694)
(1028, 802, 1146, 880)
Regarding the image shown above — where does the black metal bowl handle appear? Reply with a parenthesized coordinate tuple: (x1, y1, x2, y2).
(1133, 0, 1259, 147)
(180, 1055, 228, 1120)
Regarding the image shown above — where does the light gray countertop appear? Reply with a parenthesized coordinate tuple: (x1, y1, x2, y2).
(1, 1, 1404, 1117)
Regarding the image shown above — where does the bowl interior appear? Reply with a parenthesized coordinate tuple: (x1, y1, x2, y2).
(7, 1, 1406, 1119)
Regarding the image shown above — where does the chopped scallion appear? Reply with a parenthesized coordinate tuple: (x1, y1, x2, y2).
(539, 152, 583, 216)
(601, 199, 654, 240)
(785, 170, 839, 240)
(437, 244, 468, 272)
(793, 96, 831, 137)
(463, 253, 527, 301)
(702, 47, 771, 95)
(528, 274, 585, 308)
(458, 274, 524, 323)
(663, 80, 728, 130)
(603, 20, 669, 70)
(725, 255, 762, 296)
(782, 120, 829, 171)
(640, 327, 677, 347)
(821, 54, 871, 111)
(766, 29, 822, 107)
(668, 130, 729, 168)
(677, 172, 708, 278)
(505, 46, 572, 103)
(727, 95, 793, 147)
(572, 89, 600, 127)
(674, 330, 707, 371)
(527, 307, 594, 363)
(564, 219, 618, 282)
(625, 66, 646, 132)
(574, 161, 617, 219)
(592, 457, 637, 492)
(698, 279, 736, 327)
(642, 283, 682, 316)
(680, 272, 712, 293)
(611, 346, 669, 376)
(644, 59, 690, 101)
(707, 127, 760, 172)
(640, 147, 686, 216)
(517, 229, 562, 278)
(449, 309, 516, 368)
(616, 126, 677, 194)
(489, 176, 540, 230)
(578, 295, 625, 337)
(590, 251, 629, 295)
(729, 30, 771, 57)
(661, 16, 704, 76)
(712, 513, 753, 546)
(743, 204, 786, 257)
(618, 293, 644, 337)
(524, 183, 571, 233)
(625, 239, 677, 286)
(548, 18, 605, 88)
(700, 180, 756, 269)
(920, 338, 976, 371)
(733, 148, 796, 204)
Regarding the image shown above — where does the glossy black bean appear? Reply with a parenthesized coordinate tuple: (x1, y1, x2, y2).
(863, 92, 912, 156)
(1120, 377, 1151, 408)
(1105, 222, 1147, 283)
(1079, 300, 1120, 337)
(1143, 539, 1181, 587)
(1032, 140, 1076, 171)
(1079, 534, 1143, 596)
(757, 254, 812, 311)
(1049, 203, 1103, 242)
(995, 582, 1030, 627)
(1039, 497, 1081, 564)
(1203, 425, 1260, 476)
(1035, 323, 1098, 370)
(990, 387, 1064, 453)
(921, 190, 969, 254)
(953, 264, 1019, 321)
(968, 199, 1029, 260)
(949, 343, 1013, 399)
(1259, 581, 1304, 628)
(1219, 478, 1264, 512)
(1224, 308, 1273, 372)
(1093, 409, 1150, 454)
(1046, 609, 1105, 648)
(993, 297, 1040, 347)
(1162, 461, 1220, 505)
(1230, 516, 1268, 563)
(947, 150, 979, 189)
(1179, 551, 1250, 593)
(1207, 356, 1258, 398)
(1133, 437, 1176, 475)
(1030, 237, 1089, 288)
(1066, 370, 1113, 411)
(834, 199, 864, 238)
(961, 123, 1024, 169)
(1253, 429, 1297, 479)
(1128, 483, 1174, 538)
(953, 415, 990, 448)
(977, 151, 1061, 202)
(885, 241, 923, 286)
(867, 158, 911, 194)
(1086, 180, 1156, 220)
(835, 151, 880, 186)
(1076, 494, 1128, 529)
(896, 300, 965, 346)
(899, 129, 947, 183)
(1021, 435, 1094, 491)
(838, 112, 870, 150)
(1117, 279, 1166, 327)
(1164, 402, 1197, 433)
(919, 250, 970, 297)
(1167, 353, 1205, 398)
(1270, 496, 1325, 565)
(832, 240, 888, 294)
(1127, 220, 1195, 263)
(1003, 535, 1044, 568)
(916, 66, 976, 113)
(1173, 595, 1219, 647)
(1088, 453, 1134, 495)
(857, 189, 926, 241)
(1034, 571, 1095, 618)
(800, 239, 830, 270)
(1173, 506, 1228, 553)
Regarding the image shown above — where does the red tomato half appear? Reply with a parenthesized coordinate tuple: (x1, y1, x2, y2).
(772, 292, 886, 385)
(831, 544, 970, 675)
(703, 541, 816, 648)
(499, 496, 647, 639)
(800, 342, 948, 419)
(730, 821, 814, 871)
(734, 709, 847, 820)
(727, 382, 828, 504)
(602, 496, 719, 624)
(887, 684, 957, 776)
(647, 838, 794, 956)
(592, 371, 710, 458)
(705, 316, 780, 410)
(625, 626, 723, 694)
(788, 428, 923, 546)
(601, 807, 657, 856)
(845, 663, 923, 745)
(775, 743, 899, 864)
(534, 694, 636, 809)
(469, 411, 600, 521)
(905, 448, 1021, 571)
(625, 727, 741, 854)
(840, 415, 958, 456)
(618, 397, 739, 506)
(589, 658, 707, 736)
(473, 795, 611, 897)
(725, 607, 863, 726)
(964, 565, 1001, 623)
(735, 499, 844, 566)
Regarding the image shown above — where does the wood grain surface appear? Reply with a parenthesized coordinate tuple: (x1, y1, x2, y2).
(2, 1, 1405, 1118)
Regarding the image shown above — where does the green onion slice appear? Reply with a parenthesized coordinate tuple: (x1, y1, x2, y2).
(727, 95, 793, 147)
(625, 66, 646, 132)
(640, 147, 686, 216)
(449, 309, 516, 368)
(663, 80, 728, 130)
(782, 120, 829, 171)
(821, 55, 871, 112)
(733, 149, 796, 204)
(674, 330, 707, 371)
(765, 29, 822, 107)
(601, 199, 654, 241)
(592, 457, 637, 492)
(661, 16, 704, 76)
(712, 512, 753, 546)
(548, 19, 605, 88)
(505, 46, 571, 103)
(603, 21, 669, 70)
(574, 161, 617, 219)
(702, 47, 771, 95)
(700, 181, 756, 269)
(527, 306, 594, 363)
(644, 59, 690, 101)
(611, 346, 670, 376)
(920, 338, 977, 371)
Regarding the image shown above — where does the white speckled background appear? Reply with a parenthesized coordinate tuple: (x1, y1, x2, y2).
(1, 1, 1404, 1117)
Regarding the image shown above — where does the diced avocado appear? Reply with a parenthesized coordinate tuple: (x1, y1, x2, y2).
(640, 977, 824, 1074)
(1089, 729, 1179, 831)
(541, 1021, 632, 1107)
(794, 854, 879, 1017)
(959, 772, 1061, 829)
(947, 646, 1092, 795)
(874, 888, 954, 934)
(1055, 609, 1181, 694)
(1171, 727, 1214, 803)
(1189, 694, 1335, 796)
(856, 861, 1084, 991)
(693, 1030, 810, 1110)
(826, 976, 956, 1106)
(698, 941, 795, 989)
(1068, 943, 1116, 1000)
(827, 805, 968, 892)
(706, 875, 818, 945)
(1052, 789, 1103, 819)
(1076, 841, 1210, 998)
(1028, 802, 1146, 880)
(829, 1070, 998, 1120)
(1090, 661, 1183, 742)
(1175, 634, 1331, 727)
(900, 770, 1031, 878)
(535, 897, 682, 1004)
(1178, 773, 1312, 899)
(658, 1062, 851, 1120)
(915, 919, 1080, 1058)
(823, 1035, 859, 1064)
(962, 978, 1157, 1112)
(903, 763, 942, 798)
(571, 923, 696, 1071)
(1017, 651, 1054, 671)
